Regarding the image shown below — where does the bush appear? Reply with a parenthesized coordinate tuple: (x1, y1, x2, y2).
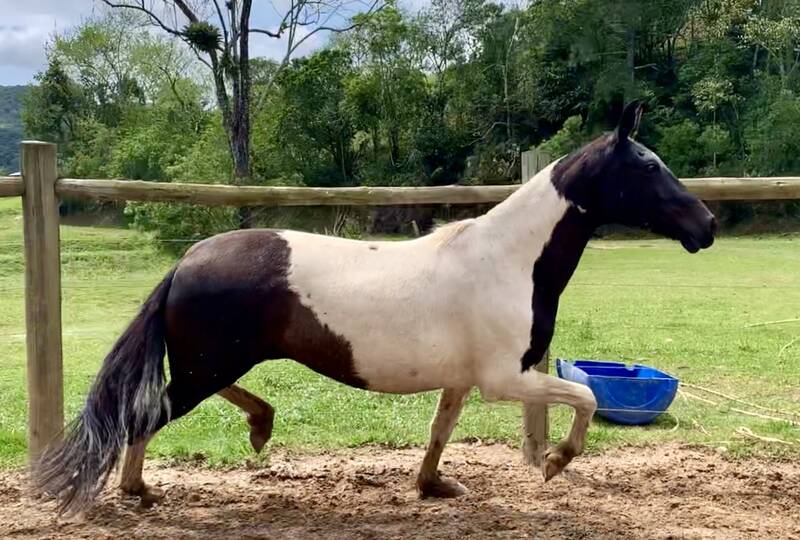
(125, 201, 237, 253)
(655, 120, 704, 177)
(745, 92, 800, 175)
(538, 115, 586, 157)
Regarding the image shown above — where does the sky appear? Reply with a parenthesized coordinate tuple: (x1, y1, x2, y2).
(0, 0, 414, 86)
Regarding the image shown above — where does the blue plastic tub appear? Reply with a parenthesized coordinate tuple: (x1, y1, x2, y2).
(555, 359, 679, 425)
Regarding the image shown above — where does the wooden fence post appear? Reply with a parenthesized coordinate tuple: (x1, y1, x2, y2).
(520, 153, 552, 465)
(522, 351, 549, 466)
(21, 141, 63, 461)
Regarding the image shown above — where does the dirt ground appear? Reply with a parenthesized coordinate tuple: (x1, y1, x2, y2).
(1, 443, 799, 540)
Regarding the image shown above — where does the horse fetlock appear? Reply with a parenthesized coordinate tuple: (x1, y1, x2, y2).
(417, 473, 468, 499)
(541, 442, 578, 482)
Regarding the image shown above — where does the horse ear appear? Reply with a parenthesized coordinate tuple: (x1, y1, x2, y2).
(615, 100, 643, 143)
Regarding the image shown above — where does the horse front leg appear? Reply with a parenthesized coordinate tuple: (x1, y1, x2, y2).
(522, 401, 548, 467)
(416, 387, 471, 498)
(480, 370, 596, 481)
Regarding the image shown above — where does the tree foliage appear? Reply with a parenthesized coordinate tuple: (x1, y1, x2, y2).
(16, 0, 800, 235)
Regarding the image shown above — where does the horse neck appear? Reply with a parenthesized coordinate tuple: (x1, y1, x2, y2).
(475, 160, 592, 268)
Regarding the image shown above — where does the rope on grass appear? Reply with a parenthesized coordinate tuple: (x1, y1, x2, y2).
(744, 317, 800, 328)
(681, 383, 800, 426)
(735, 427, 796, 446)
(680, 382, 800, 420)
(680, 389, 718, 406)
(669, 412, 680, 432)
(692, 418, 710, 436)
(731, 408, 800, 427)
(778, 336, 800, 357)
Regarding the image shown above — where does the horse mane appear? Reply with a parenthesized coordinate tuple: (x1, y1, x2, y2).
(431, 219, 475, 249)
(550, 134, 615, 200)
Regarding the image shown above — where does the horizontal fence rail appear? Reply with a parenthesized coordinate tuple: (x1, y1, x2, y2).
(55, 179, 518, 206)
(0, 176, 23, 197)
(683, 177, 800, 201)
(5, 176, 800, 205)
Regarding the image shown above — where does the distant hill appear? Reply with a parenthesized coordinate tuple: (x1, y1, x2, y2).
(0, 86, 27, 174)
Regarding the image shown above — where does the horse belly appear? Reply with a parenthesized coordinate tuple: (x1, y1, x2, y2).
(350, 331, 471, 393)
(287, 295, 470, 393)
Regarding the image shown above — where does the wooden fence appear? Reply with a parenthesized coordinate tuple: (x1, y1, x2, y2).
(521, 147, 553, 182)
(4, 141, 800, 464)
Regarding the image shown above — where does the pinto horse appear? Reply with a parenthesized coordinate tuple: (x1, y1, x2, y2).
(33, 102, 716, 514)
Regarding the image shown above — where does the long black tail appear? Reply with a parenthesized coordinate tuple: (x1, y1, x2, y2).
(31, 269, 176, 515)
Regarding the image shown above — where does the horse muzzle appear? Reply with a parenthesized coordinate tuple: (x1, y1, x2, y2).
(679, 214, 717, 253)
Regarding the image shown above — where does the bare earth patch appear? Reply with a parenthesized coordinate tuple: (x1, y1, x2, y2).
(2, 443, 799, 540)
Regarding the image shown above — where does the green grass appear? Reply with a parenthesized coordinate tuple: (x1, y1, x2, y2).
(1, 196, 799, 468)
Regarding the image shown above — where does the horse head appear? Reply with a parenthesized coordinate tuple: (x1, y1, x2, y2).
(553, 101, 717, 253)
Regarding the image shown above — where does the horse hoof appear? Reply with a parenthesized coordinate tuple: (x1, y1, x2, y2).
(139, 485, 165, 508)
(248, 413, 274, 454)
(541, 444, 577, 482)
(249, 429, 269, 454)
(417, 476, 468, 498)
(121, 482, 165, 508)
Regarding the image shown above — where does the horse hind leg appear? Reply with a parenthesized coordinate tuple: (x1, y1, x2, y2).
(118, 371, 249, 507)
(416, 387, 471, 498)
(118, 386, 173, 507)
(217, 385, 275, 453)
(119, 434, 164, 508)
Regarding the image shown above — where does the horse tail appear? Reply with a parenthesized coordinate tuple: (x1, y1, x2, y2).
(31, 268, 176, 515)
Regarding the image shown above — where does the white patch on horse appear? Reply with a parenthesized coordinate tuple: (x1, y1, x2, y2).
(281, 160, 571, 394)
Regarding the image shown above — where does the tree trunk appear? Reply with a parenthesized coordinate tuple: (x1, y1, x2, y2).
(389, 127, 400, 167)
(231, 0, 253, 228)
(232, 133, 252, 227)
(626, 29, 636, 91)
(503, 64, 511, 141)
(339, 138, 348, 183)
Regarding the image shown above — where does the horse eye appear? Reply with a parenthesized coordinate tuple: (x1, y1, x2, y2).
(646, 162, 659, 173)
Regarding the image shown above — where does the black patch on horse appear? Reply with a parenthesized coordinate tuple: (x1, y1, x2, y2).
(520, 207, 593, 371)
(519, 139, 608, 371)
(166, 229, 368, 389)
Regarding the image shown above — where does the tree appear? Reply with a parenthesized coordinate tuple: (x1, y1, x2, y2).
(101, 0, 384, 226)
(744, 3, 800, 87)
(346, 7, 426, 169)
(23, 12, 207, 178)
(22, 60, 82, 147)
(692, 76, 738, 168)
(273, 49, 358, 186)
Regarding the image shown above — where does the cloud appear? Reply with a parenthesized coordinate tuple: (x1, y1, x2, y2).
(0, 23, 47, 70)
(0, 0, 96, 84)
(0, 0, 404, 85)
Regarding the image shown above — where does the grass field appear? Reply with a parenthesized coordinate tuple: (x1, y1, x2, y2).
(1, 197, 799, 468)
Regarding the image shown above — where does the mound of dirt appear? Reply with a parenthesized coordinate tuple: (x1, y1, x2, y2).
(2, 443, 799, 539)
